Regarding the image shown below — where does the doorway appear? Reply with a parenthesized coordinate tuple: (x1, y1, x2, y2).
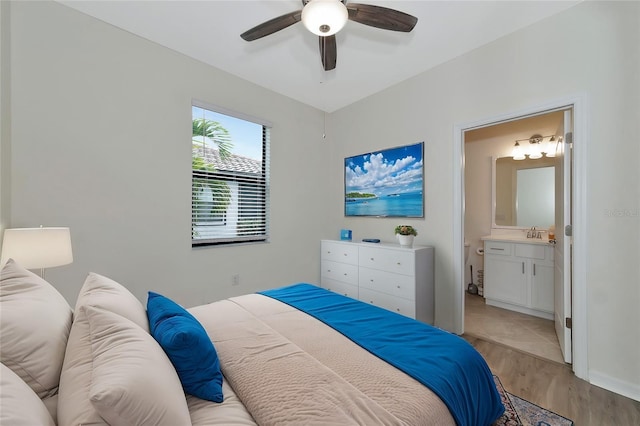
(452, 95, 589, 379)
(462, 110, 567, 363)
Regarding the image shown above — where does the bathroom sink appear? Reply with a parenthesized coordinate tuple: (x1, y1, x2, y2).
(481, 235, 553, 245)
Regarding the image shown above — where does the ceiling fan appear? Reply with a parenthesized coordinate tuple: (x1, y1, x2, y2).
(240, 0, 418, 71)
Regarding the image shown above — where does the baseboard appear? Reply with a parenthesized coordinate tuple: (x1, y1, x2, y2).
(589, 370, 640, 402)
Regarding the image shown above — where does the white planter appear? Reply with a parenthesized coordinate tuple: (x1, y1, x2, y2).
(397, 234, 414, 248)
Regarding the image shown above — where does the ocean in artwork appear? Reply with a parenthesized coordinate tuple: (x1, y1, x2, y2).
(345, 191, 423, 217)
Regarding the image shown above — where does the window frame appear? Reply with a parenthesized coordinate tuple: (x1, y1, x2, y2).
(191, 100, 271, 247)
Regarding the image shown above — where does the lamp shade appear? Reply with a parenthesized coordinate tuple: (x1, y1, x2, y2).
(511, 142, 525, 160)
(302, 0, 348, 36)
(528, 142, 542, 159)
(0, 227, 73, 269)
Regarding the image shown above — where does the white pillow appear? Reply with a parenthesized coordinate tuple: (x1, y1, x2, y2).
(0, 363, 56, 426)
(75, 272, 149, 331)
(0, 259, 72, 398)
(57, 306, 108, 425)
(84, 305, 192, 426)
(58, 272, 150, 425)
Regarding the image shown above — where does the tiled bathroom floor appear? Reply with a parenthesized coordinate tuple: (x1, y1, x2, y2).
(463, 293, 566, 364)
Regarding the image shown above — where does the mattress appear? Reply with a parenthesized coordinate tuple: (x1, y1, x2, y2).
(188, 284, 502, 426)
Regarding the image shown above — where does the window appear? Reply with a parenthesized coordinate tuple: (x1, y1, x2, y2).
(192, 102, 270, 246)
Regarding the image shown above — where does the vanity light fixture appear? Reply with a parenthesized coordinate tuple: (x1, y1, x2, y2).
(527, 135, 543, 159)
(512, 134, 558, 160)
(545, 136, 562, 158)
(511, 141, 526, 160)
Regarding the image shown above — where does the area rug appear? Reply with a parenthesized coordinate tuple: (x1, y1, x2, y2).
(493, 375, 574, 426)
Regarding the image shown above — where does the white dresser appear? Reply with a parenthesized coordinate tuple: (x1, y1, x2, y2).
(320, 240, 434, 324)
(483, 238, 554, 320)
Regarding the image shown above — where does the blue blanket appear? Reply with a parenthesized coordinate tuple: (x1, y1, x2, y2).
(259, 283, 504, 426)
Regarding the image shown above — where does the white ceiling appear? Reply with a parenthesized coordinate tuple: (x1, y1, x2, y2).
(58, 0, 581, 112)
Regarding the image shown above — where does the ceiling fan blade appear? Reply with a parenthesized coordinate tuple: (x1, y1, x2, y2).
(319, 35, 337, 71)
(346, 3, 418, 32)
(241, 10, 302, 41)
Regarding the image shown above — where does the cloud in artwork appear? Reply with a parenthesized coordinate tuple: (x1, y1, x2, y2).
(345, 150, 423, 196)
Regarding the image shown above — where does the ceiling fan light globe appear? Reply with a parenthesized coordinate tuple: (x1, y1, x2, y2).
(301, 0, 348, 36)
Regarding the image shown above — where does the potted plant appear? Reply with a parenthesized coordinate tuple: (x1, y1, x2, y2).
(394, 225, 417, 247)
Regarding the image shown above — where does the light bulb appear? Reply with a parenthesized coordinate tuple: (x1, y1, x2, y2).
(301, 0, 349, 36)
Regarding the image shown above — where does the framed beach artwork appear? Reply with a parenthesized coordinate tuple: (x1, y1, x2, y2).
(344, 142, 424, 217)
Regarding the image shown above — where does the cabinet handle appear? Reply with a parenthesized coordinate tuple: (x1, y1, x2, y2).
(397, 285, 401, 289)
(491, 248, 505, 251)
(327, 269, 331, 272)
(370, 279, 374, 282)
(522, 262, 525, 274)
(396, 262, 401, 266)
(533, 264, 536, 276)
(370, 257, 374, 261)
(327, 251, 331, 254)
(343, 273, 348, 276)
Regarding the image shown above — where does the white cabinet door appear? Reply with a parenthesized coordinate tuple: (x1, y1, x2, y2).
(484, 255, 527, 306)
(531, 262, 554, 312)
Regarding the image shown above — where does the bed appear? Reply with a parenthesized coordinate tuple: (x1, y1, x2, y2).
(0, 259, 504, 426)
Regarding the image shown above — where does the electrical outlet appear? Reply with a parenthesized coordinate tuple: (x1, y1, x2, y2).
(232, 274, 240, 286)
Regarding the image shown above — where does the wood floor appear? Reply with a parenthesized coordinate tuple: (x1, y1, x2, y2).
(464, 336, 640, 425)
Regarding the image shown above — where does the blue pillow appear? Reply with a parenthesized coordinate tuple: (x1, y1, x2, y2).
(146, 291, 223, 402)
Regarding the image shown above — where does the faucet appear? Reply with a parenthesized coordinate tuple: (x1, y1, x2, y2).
(527, 226, 542, 239)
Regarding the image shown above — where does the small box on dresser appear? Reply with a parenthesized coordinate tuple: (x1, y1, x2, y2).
(320, 240, 435, 324)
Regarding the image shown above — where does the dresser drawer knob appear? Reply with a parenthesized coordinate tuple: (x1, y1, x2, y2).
(397, 285, 400, 289)
(370, 257, 374, 261)
(396, 262, 401, 266)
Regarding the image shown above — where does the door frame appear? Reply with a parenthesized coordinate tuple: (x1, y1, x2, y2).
(452, 94, 588, 380)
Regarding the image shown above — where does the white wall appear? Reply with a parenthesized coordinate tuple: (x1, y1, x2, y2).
(5, 1, 332, 307)
(0, 1, 11, 233)
(329, 1, 639, 400)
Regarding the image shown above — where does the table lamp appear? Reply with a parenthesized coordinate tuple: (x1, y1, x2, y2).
(0, 226, 73, 278)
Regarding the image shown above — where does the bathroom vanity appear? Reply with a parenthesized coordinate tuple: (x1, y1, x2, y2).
(482, 236, 554, 320)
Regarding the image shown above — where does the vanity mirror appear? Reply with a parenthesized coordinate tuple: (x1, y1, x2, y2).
(492, 156, 556, 228)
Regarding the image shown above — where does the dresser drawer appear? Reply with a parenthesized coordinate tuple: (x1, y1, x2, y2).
(358, 246, 415, 275)
(358, 267, 415, 300)
(320, 279, 358, 299)
(358, 288, 416, 319)
(514, 243, 545, 260)
(321, 260, 358, 285)
(321, 241, 358, 265)
(484, 241, 512, 256)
